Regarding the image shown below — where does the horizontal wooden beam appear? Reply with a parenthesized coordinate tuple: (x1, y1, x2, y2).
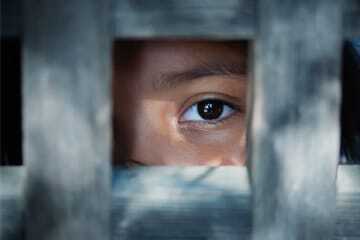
(1, 0, 359, 38)
(1, 166, 359, 239)
(112, 0, 255, 39)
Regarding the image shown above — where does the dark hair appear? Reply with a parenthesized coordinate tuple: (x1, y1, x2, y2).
(340, 39, 360, 164)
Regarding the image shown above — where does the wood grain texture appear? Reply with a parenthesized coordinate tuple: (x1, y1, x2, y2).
(335, 165, 360, 240)
(22, 0, 112, 239)
(111, 167, 252, 240)
(1, 166, 359, 239)
(112, 0, 255, 39)
(1, 0, 359, 38)
(249, 0, 343, 239)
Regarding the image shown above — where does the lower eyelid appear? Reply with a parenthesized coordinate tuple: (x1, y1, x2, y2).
(220, 105, 235, 118)
(179, 110, 241, 128)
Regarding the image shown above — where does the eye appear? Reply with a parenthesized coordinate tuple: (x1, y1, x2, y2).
(180, 99, 236, 122)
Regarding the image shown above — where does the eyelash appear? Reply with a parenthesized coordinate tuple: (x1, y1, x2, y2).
(179, 98, 239, 125)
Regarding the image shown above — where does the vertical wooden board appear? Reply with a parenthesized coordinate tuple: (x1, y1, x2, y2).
(335, 166, 360, 239)
(23, 1, 111, 239)
(249, 0, 343, 240)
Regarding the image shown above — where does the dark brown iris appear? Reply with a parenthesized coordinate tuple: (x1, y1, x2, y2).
(197, 100, 224, 120)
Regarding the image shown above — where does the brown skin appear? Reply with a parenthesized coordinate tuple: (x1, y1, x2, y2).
(112, 40, 248, 166)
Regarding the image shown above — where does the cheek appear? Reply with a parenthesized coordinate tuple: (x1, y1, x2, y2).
(127, 98, 246, 166)
(130, 99, 183, 164)
(179, 127, 246, 165)
(133, 121, 246, 165)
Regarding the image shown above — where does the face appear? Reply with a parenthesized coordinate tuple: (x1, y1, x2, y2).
(112, 40, 248, 166)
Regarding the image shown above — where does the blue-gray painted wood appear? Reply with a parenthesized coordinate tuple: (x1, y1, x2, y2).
(111, 167, 252, 240)
(249, 0, 343, 239)
(335, 166, 360, 240)
(1, 166, 359, 239)
(1, 0, 359, 38)
(22, 0, 112, 239)
(112, 0, 255, 39)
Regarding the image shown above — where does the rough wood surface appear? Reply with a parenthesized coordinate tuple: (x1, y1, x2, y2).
(112, 0, 255, 39)
(335, 165, 360, 240)
(111, 167, 252, 240)
(22, 0, 112, 239)
(249, 0, 343, 239)
(1, 166, 359, 239)
(1, 0, 359, 38)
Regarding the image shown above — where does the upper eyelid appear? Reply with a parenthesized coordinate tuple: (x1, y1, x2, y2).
(190, 99, 237, 110)
(179, 99, 239, 124)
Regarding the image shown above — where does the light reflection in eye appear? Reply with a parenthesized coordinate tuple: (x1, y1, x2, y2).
(181, 99, 236, 122)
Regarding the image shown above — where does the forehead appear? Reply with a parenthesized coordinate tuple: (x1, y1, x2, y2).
(113, 41, 248, 90)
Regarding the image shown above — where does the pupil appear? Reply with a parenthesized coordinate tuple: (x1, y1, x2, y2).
(197, 100, 223, 120)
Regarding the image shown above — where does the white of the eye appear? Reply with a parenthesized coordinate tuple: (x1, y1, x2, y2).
(181, 103, 235, 122)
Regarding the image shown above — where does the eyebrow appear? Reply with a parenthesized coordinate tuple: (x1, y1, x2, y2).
(153, 62, 247, 90)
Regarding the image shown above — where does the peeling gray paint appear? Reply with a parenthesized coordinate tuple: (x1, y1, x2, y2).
(22, 0, 112, 239)
(249, 1, 343, 239)
(1, 0, 359, 38)
(1, 167, 359, 239)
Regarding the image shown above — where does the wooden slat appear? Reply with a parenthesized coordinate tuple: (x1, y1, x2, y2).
(112, 0, 255, 39)
(335, 165, 360, 240)
(1, 166, 359, 239)
(1, 0, 359, 38)
(111, 167, 252, 240)
(22, 1, 111, 239)
(249, 0, 343, 239)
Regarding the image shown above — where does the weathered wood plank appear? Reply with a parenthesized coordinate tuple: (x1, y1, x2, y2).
(111, 167, 252, 240)
(335, 165, 360, 240)
(112, 0, 255, 39)
(22, 0, 111, 239)
(249, 0, 343, 239)
(1, 0, 359, 38)
(1, 166, 359, 239)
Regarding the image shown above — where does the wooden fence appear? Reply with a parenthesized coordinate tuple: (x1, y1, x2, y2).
(1, 0, 360, 239)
